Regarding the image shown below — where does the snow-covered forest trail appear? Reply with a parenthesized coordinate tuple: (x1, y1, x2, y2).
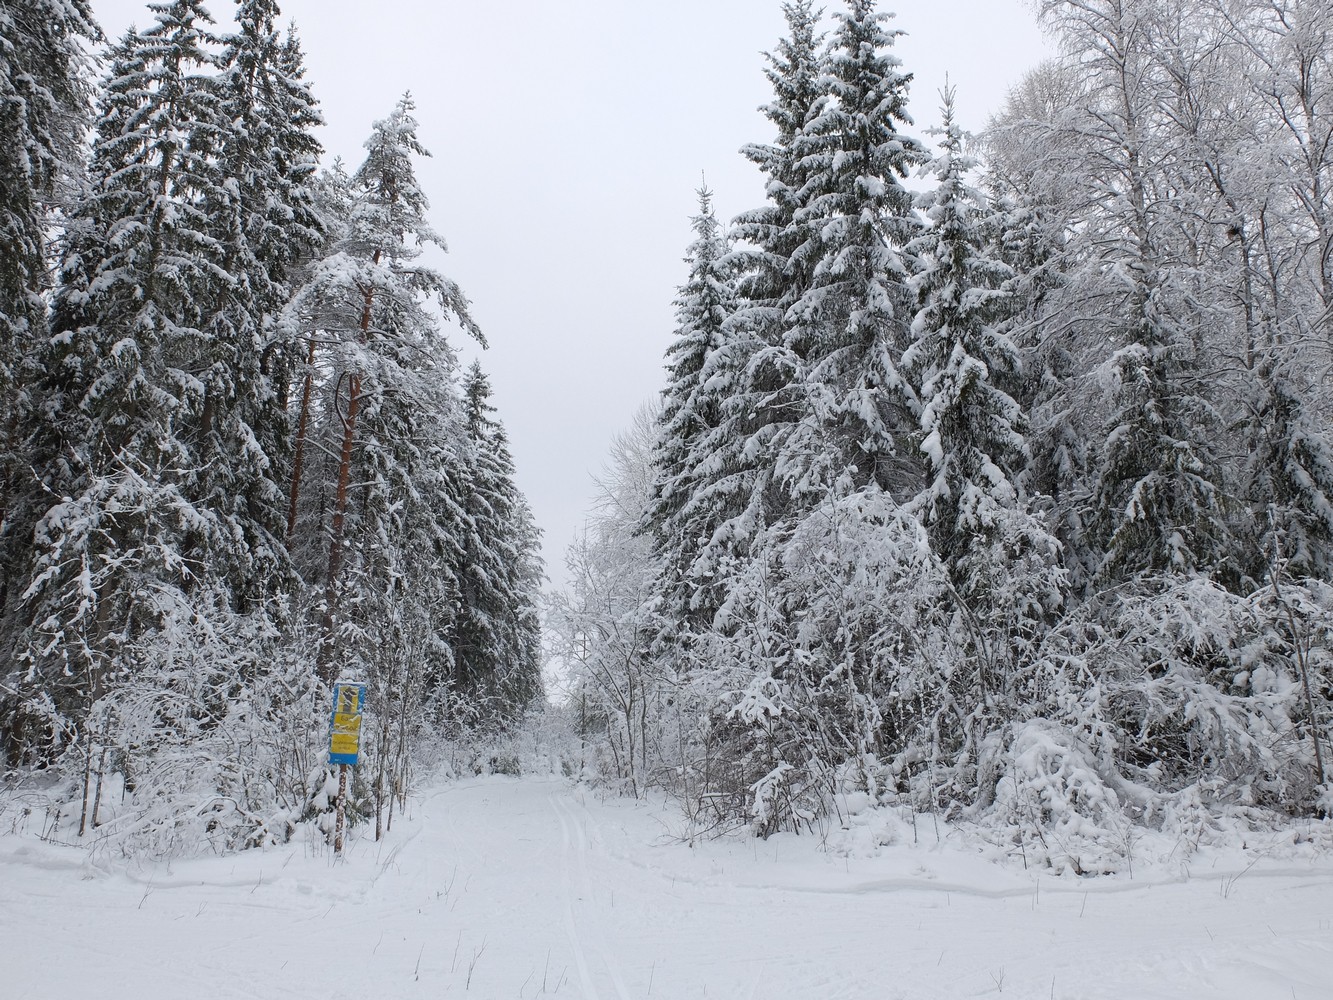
(5, 776, 1333, 999)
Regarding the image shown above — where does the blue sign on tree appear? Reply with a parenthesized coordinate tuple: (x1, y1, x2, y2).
(329, 682, 366, 766)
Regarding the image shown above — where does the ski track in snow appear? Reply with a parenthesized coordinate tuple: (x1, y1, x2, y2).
(5, 775, 1333, 999)
(553, 792, 603, 1000)
(552, 792, 633, 1000)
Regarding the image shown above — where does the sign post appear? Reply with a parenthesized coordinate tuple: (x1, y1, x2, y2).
(328, 681, 366, 856)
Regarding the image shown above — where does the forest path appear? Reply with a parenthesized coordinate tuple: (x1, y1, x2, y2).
(5, 775, 1333, 999)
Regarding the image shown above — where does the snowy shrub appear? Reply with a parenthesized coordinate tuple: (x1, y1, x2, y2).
(3, 591, 335, 858)
(970, 573, 1333, 871)
(991, 719, 1132, 875)
(1081, 576, 1332, 812)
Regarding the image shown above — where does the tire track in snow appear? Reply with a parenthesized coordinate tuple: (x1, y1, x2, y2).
(552, 792, 633, 1000)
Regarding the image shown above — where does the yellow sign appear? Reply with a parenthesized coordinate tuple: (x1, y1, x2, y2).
(328, 683, 365, 765)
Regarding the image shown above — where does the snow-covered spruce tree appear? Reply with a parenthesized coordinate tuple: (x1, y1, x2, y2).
(452, 362, 543, 721)
(506, 492, 545, 703)
(710, 0, 931, 829)
(0, 0, 98, 380)
(0, 0, 97, 359)
(16, 2, 233, 763)
(1238, 355, 1333, 584)
(0, 0, 99, 604)
(645, 185, 740, 639)
(197, 0, 323, 604)
(0, 1, 100, 754)
(903, 90, 1064, 785)
(628, 7, 830, 785)
(907, 91, 1025, 571)
(776, 0, 926, 499)
(708, 0, 827, 568)
(0, 0, 97, 408)
(732, 0, 825, 337)
(214, 0, 322, 322)
(651, 0, 934, 835)
(642, 2, 831, 825)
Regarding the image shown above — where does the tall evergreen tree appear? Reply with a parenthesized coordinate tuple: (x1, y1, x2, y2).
(646, 185, 740, 631)
(453, 363, 543, 717)
(712, 1, 827, 563)
(0, 0, 98, 658)
(906, 91, 1025, 569)
(1242, 359, 1333, 582)
(189, 0, 324, 605)
(906, 91, 1064, 732)
(215, 1, 322, 320)
(39, 1, 228, 486)
(14, 0, 236, 762)
(732, 0, 826, 336)
(0, 0, 98, 401)
(779, 0, 926, 498)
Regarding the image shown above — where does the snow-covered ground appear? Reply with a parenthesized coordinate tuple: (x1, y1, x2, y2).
(5, 776, 1332, 999)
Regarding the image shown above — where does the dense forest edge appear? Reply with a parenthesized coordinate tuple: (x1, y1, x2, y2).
(549, 0, 1333, 875)
(3, 0, 1333, 874)
(0, 0, 543, 854)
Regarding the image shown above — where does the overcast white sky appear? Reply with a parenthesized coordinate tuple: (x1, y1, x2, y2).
(88, 0, 1052, 587)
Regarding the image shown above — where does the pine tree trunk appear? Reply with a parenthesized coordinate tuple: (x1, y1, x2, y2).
(0, 408, 21, 617)
(286, 338, 317, 542)
(318, 265, 376, 683)
(326, 392, 364, 555)
(318, 371, 361, 682)
(389, 655, 414, 830)
(374, 727, 385, 841)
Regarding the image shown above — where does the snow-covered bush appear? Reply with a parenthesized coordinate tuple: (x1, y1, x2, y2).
(3, 589, 334, 857)
(975, 573, 1333, 870)
(991, 718, 1132, 874)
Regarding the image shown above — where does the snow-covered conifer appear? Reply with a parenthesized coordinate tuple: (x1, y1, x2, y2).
(18, 2, 236, 755)
(1242, 361, 1333, 582)
(0, 0, 98, 398)
(778, 0, 926, 496)
(645, 185, 740, 632)
(453, 363, 543, 718)
(732, 0, 826, 331)
(0, 0, 99, 673)
(192, 0, 324, 602)
(904, 93, 1065, 763)
(708, 1, 827, 562)
(906, 91, 1025, 573)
